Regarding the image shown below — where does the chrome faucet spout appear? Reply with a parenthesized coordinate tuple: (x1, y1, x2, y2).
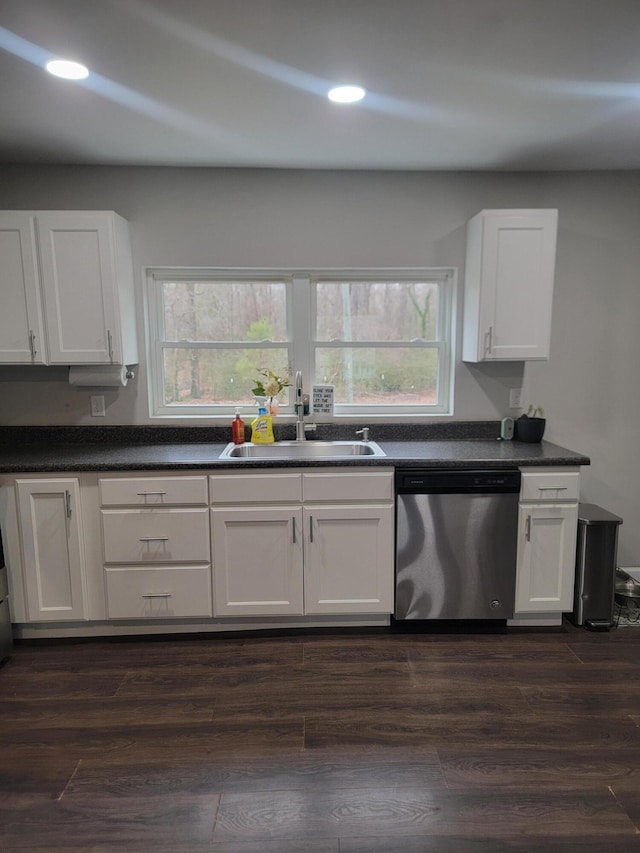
(294, 370, 305, 441)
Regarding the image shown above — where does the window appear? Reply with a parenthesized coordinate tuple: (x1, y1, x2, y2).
(145, 268, 456, 418)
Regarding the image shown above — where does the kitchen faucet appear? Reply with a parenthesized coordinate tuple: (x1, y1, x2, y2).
(294, 370, 305, 441)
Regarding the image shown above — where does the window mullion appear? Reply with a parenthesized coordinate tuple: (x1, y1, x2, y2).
(159, 341, 286, 350)
(312, 340, 441, 348)
(292, 274, 312, 385)
(146, 274, 168, 420)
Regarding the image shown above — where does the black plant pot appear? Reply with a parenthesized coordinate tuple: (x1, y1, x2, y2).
(514, 417, 546, 443)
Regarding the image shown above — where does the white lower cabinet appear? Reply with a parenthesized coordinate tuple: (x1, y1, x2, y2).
(99, 474, 212, 619)
(211, 507, 304, 616)
(514, 468, 580, 615)
(15, 478, 87, 621)
(104, 566, 212, 619)
(1, 465, 584, 633)
(303, 504, 394, 615)
(101, 508, 210, 565)
(3, 469, 394, 628)
(211, 469, 394, 618)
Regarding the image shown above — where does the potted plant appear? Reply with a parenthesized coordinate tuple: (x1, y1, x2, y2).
(515, 405, 546, 443)
(252, 368, 291, 416)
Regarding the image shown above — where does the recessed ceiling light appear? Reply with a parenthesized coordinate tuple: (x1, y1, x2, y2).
(45, 59, 89, 80)
(327, 85, 366, 104)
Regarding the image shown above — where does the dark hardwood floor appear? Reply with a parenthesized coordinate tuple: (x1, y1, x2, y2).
(1, 621, 640, 851)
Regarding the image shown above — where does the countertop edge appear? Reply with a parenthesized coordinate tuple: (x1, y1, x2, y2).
(0, 439, 591, 474)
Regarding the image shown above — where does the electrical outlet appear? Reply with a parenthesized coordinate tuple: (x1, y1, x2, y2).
(90, 395, 106, 417)
(509, 387, 523, 409)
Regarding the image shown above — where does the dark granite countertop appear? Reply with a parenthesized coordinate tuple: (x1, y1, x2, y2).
(0, 424, 590, 473)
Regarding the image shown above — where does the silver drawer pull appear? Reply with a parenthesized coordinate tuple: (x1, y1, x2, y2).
(139, 537, 169, 542)
(141, 593, 172, 599)
(525, 514, 531, 542)
(538, 486, 568, 491)
(136, 491, 168, 497)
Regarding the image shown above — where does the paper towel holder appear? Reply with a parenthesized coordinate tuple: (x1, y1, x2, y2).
(67, 365, 136, 387)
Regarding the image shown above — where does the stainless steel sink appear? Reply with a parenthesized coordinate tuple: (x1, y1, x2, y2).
(219, 440, 386, 460)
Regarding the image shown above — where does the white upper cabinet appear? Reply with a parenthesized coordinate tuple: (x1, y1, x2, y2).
(462, 209, 558, 362)
(0, 210, 138, 365)
(0, 213, 46, 363)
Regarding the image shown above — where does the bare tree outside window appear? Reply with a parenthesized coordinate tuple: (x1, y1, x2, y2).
(315, 280, 441, 405)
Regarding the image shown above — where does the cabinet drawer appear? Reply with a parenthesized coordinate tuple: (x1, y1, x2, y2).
(210, 473, 302, 504)
(99, 476, 208, 507)
(101, 508, 210, 563)
(303, 471, 393, 502)
(105, 566, 212, 618)
(520, 469, 580, 502)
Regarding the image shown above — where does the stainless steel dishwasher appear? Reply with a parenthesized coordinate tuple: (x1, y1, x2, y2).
(395, 469, 521, 621)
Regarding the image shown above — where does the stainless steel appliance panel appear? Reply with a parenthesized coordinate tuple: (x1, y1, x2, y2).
(395, 470, 520, 620)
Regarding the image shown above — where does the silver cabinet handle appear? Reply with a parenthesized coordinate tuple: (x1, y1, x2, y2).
(309, 515, 314, 543)
(484, 325, 493, 356)
(136, 491, 168, 497)
(29, 330, 37, 360)
(525, 514, 531, 542)
(65, 490, 72, 518)
(141, 593, 172, 599)
(538, 487, 567, 492)
(139, 537, 169, 542)
(107, 330, 114, 362)
(292, 517, 297, 544)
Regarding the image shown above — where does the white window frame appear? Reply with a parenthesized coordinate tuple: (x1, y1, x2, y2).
(145, 267, 456, 419)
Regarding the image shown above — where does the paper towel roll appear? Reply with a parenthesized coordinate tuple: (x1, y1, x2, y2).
(68, 365, 130, 387)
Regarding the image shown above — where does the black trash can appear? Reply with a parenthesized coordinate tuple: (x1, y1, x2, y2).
(570, 503, 623, 630)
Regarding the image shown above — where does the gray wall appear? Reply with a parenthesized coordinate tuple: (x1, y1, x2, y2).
(1, 166, 638, 564)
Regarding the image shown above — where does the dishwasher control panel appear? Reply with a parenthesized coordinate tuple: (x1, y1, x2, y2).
(395, 468, 521, 494)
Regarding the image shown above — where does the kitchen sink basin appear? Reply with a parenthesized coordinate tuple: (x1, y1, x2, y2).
(219, 440, 386, 460)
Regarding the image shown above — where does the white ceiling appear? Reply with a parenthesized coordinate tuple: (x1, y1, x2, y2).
(2, 0, 640, 171)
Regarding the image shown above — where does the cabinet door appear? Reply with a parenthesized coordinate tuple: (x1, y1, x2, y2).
(463, 209, 558, 362)
(16, 479, 87, 621)
(304, 505, 394, 615)
(212, 507, 304, 616)
(36, 212, 121, 364)
(0, 213, 46, 364)
(515, 502, 578, 614)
